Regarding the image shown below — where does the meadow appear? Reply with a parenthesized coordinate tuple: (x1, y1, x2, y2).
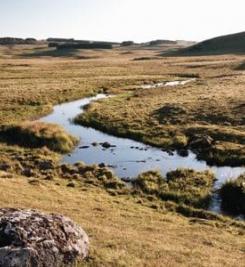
(0, 44, 244, 266)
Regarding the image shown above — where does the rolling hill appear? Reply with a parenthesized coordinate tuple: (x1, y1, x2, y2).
(164, 31, 245, 56)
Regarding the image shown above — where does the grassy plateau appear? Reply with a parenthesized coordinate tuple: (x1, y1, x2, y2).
(0, 44, 244, 266)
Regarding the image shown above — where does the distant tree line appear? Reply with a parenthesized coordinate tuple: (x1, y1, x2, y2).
(46, 38, 120, 49)
(0, 37, 180, 49)
(120, 41, 134, 46)
(149, 40, 177, 46)
(0, 37, 38, 45)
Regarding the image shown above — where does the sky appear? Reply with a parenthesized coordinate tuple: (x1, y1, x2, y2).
(0, 0, 244, 42)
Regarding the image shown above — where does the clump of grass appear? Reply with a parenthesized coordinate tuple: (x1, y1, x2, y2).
(220, 174, 245, 215)
(59, 162, 126, 192)
(0, 121, 78, 153)
(133, 169, 215, 208)
(235, 61, 245, 70)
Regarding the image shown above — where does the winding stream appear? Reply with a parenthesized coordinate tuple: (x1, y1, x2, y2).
(40, 93, 245, 214)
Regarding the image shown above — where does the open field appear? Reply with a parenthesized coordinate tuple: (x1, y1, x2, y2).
(0, 167, 244, 267)
(0, 44, 245, 266)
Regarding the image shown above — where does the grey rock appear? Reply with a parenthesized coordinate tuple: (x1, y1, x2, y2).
(0, 208, 89, 267)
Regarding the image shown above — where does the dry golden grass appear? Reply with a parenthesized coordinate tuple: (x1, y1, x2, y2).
(0, 175, 244, 267)
(74, 52, 245, 165)
(0, 45, 245, 266)
(0, 121, 78, 153)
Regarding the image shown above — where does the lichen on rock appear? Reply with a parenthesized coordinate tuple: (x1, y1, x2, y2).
(0, 208, 89, 267)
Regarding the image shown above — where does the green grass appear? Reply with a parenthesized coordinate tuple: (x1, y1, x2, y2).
(133, 169, 215, 208)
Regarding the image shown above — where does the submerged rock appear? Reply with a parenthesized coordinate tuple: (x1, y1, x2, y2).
(0, 208, 89, 267)
(91, 142, 99, 146)
(101, 142, 111, 148)
(100, 142, 116, 149)
(79, 145, 90, 149)
(178, 149, 189, 157)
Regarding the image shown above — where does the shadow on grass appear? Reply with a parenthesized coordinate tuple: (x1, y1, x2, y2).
(21, 47, 98, 59)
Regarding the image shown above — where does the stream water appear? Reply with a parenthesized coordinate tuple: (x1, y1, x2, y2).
(141, 78, 196, 89)
(39, 93, 245, 214)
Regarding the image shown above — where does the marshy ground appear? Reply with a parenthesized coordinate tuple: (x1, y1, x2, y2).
(0, 44, 244, 266)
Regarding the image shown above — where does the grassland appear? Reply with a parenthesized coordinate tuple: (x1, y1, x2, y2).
(69, 50, 245, 166)
(0, 173, 244, 267)
(0, 148, 244, 266)
(166, 31, 245, 56)
(0, 44, 244, 266)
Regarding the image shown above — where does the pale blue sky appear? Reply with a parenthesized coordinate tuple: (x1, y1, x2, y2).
(0, 0, 244, 42)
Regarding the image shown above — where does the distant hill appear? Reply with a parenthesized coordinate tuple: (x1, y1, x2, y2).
(122, 39, 195, 53)
(165, 31, 245, 56)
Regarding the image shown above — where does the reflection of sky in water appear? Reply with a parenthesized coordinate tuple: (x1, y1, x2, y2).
(40, 94, 245, 214)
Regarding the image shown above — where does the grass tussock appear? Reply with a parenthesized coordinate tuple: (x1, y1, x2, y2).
(220, 174, 245, 215)
(235, 61, 245, 70)
(0, 122, 78, 153)
(133, 169, 215, 208)
(59, 162, 126, 192)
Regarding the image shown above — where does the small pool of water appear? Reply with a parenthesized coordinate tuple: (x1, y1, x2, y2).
(39, 94, 245, 214)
